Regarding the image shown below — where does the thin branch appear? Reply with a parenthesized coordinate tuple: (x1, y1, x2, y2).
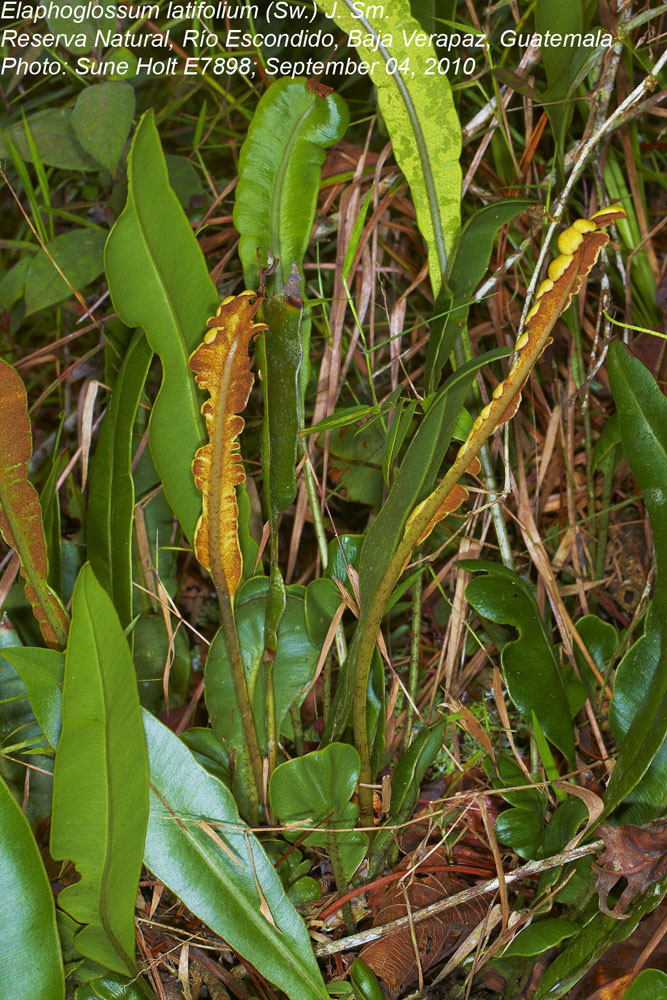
(314, 840, 604, 957)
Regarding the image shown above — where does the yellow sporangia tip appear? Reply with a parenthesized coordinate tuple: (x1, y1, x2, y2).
(548, 253, 573, 282)
(573, 218, 597, 234)
(536, 278, 554, 299)
(557, 226, 584, 256)
(590, 203, 624, 220)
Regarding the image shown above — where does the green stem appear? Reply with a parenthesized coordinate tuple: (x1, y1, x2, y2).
(214, 586, 262, 825)
(289, 702, 305, 756)
(593, 451, 617, 599)
(301, 448, 330, 570)
(264, 511, 285, 786)
(403, 556, 423, 751)
(323, 649, 332, 722)
(571, 315, 597, 574)
(453, 333, 514, 570)
(299, 447, 348, 669)
(326, 830, 354, 934)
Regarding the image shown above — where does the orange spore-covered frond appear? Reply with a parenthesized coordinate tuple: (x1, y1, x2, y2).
(189, 291, 266, 597)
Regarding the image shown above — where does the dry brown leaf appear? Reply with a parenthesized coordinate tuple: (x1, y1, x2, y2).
(359, 845, 488, 998)
(593, 821, 667, 919)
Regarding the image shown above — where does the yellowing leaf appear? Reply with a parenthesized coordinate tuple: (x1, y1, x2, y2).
(0, 359, 69, 649)
(189, 291, 266, 597)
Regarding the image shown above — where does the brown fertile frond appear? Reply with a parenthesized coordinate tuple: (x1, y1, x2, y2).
(0, 359, 69, 649)
(189, 290, 266, 598)
(464, 205, 626, 447)
(401, 205, 626, 554)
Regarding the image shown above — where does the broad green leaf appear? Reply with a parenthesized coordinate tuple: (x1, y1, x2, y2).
(495, 808, 544, 860)
(0, 359, 69, 649)
(88, 331, 152, 629)
(541, 798, 588, 857)
(465, 562, 585, 766)
(233, 77, 349, 292)
(0, 109, 99, 169)
(486, 753, 546, 813)
(304, 577, 344, 649)
(605, 341, 667, 823)
(132, 614, 191, 714)
(500, 918, 579, 957)
(143, 710, 328, 1000)
(349, 959, 384, 1000)
(532, 874, 667, 1000)
(409, 0, 441, 32)
(622, 970, 667, 999)
(71, 83, 135, 174)
(0, 624, 55, 826)
(425, 198, 534, 392)
(316, 0, 461, 294)
(536, 0, 585, 95)
(234, 78, 348, 511)
(0, 774, 64, 1000)
(25, 229, 106, 315)
(537, 798, 588, 895)
(574, 615, 617, 699)
(0, 256, 30, 309)
(270, 743, 367, 882)
(260, 273, 304, 512)
(591, 412, 621, 470)
(492, 916, 580, 987)
(74, 972, 148, 999)
(289, 877, 322, 905)
(325, 534, 364, 586)
(105, 110, 218, 542)
(51, 564, 149, 976)
(0, 646, 64, 749)
(180, 728, 231, 788)
(535, 0, 587, 154)
(327, 418, 385, 508)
